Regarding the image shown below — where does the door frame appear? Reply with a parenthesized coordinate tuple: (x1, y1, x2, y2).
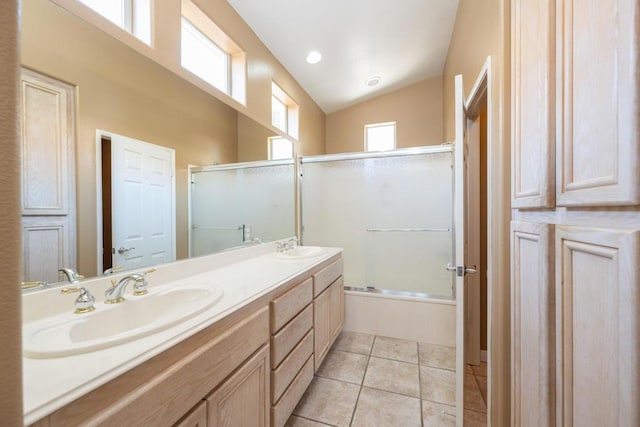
(456, 56, 493, 425)
(95, 129, 176, 274)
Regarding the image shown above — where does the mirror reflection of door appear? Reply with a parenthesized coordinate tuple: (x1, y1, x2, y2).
(20, 68, 77, 285)
(100, 132, 176, 274)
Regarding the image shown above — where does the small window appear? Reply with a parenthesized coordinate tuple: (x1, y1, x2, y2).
(181, 0, 246, 104)
(365, 122, 396, 152)
(272, 82, 299, 140)
(78, 0, 151, 44)
(268, 137, 293, 160)
(181, 17, 229, 93)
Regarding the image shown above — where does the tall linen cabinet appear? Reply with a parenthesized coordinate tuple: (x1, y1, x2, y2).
(510, 0, 639, 425)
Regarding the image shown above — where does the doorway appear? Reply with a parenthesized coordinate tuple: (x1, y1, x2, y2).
(96, 131, 176, 274)
(456, 57, 492, 424)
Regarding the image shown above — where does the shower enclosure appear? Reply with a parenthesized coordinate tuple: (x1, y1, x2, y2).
(300, 146, 454, 299)
(189, 159, 295, 256)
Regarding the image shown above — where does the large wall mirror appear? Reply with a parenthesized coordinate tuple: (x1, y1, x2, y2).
(20, 0, 296, 286)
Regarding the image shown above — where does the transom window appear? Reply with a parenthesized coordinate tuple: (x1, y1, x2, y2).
(181, 17, 229, 93)
(365, 122, 396, 152)
(180, 0, 247, 104)
(268, 137, 294, 160)
(78, 0, 151, 44)
(272, 82, 299, 140)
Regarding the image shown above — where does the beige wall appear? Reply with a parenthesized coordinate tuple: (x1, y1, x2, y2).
(0, 1, 23, 424)
(22, 0, 239, 275)
(443, 0, 511, 425)
(21, 0, 327, 277)
(325, 76, 444, 153)
(191, 0, 326, 157)
(237, 114, 277, 162)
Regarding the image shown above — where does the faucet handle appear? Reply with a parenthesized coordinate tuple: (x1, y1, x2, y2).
(133, 268, 156, 296)
(103, 266, 123, 275)
(21, 281, 47, 290)
(61, 286, 96, 314)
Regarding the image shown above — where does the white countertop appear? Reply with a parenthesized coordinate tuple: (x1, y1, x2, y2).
(22, 243, 342, 425)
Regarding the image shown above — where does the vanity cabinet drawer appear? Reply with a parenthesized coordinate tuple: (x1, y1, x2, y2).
(271, 355, 314, 427)
(271, 329, 313, 403)
(271, 304, 313, 369)
(270, 278, 312, 332)
(173, 400, 206, 427)
(313, 258, 343, 297)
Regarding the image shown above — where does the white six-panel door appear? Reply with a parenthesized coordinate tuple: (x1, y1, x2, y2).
(110, 133, 176, 272)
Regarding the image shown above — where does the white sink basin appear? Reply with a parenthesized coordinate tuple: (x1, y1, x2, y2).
(274, 246, 327, 260)
(23, 284, 223, 358)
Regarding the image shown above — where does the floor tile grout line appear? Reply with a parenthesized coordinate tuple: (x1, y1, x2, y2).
(346, 337, 375, 427)
(474, 371, 488, 408)
(292, 414, 338, 427)
(418, 353, 424, 426)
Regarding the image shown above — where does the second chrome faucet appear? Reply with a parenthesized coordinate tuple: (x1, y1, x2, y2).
(105, 268, 155, 304)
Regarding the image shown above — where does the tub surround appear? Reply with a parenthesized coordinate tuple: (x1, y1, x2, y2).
(22, 242, 343, 425)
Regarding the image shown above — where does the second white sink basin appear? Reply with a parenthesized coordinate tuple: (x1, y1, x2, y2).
(274, 246, 327, 260)
(23, 284, 223, 358)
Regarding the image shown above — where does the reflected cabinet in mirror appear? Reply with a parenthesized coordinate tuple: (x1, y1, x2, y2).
(20, 0, 296, 287)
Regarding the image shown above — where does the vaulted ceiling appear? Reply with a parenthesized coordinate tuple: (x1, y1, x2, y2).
(227, 0, 459, 113)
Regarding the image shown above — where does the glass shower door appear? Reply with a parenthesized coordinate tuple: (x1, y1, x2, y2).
(190, 160, 295, 257)
(190, 168, 244, 256)
(301, 148, 453, 298)
(362, 152, 453, 296)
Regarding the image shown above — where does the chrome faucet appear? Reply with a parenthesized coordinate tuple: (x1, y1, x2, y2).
(104, 269, 155, 304)
(59, 267, 84, 284)
(277, 237, 299, 252)
(285, 237, 299, 250)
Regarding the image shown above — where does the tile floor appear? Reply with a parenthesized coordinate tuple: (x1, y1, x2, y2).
(286, 331, 488, 427)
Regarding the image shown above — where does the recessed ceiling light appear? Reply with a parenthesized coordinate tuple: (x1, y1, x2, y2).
(366, 76, 381, 87)
(306, 51, 322, 64)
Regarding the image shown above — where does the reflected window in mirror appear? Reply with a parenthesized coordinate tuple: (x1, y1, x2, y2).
(78, 0, 151, 44)
(268, 137, 293, 160)
(272, 82, 299, 140)
(181, 0, 247, 104)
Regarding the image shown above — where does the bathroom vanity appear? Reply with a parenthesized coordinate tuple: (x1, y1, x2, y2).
(22, 242, 344, 427)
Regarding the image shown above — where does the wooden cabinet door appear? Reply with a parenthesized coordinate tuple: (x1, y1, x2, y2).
(511, 0, 556, 208)
(174, 401, 207, 427)
(511, 221, 555, 426)
(555, 227, 639, 426)
(313, 286, 330, 371)
(556, 0, 639, 206)
(329, 277, 344, 342)
(20, 68, 77, 283)
(207, 345, 270, 427)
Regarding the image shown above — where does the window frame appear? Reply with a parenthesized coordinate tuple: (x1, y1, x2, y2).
(181, 0, 247, 104)
(75, 0, 152, 45)
(180, 16, 231, 95)
(268, 136, 294, 160)
(364, 121, 397, 152)
(271, 81, 299, 140)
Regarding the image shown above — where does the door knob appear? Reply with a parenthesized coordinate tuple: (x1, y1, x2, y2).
(117, 246, 135, 254)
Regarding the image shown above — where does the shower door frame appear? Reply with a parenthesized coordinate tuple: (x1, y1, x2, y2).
(188, 158, 296, 257)
(298, 145, 456, 300)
